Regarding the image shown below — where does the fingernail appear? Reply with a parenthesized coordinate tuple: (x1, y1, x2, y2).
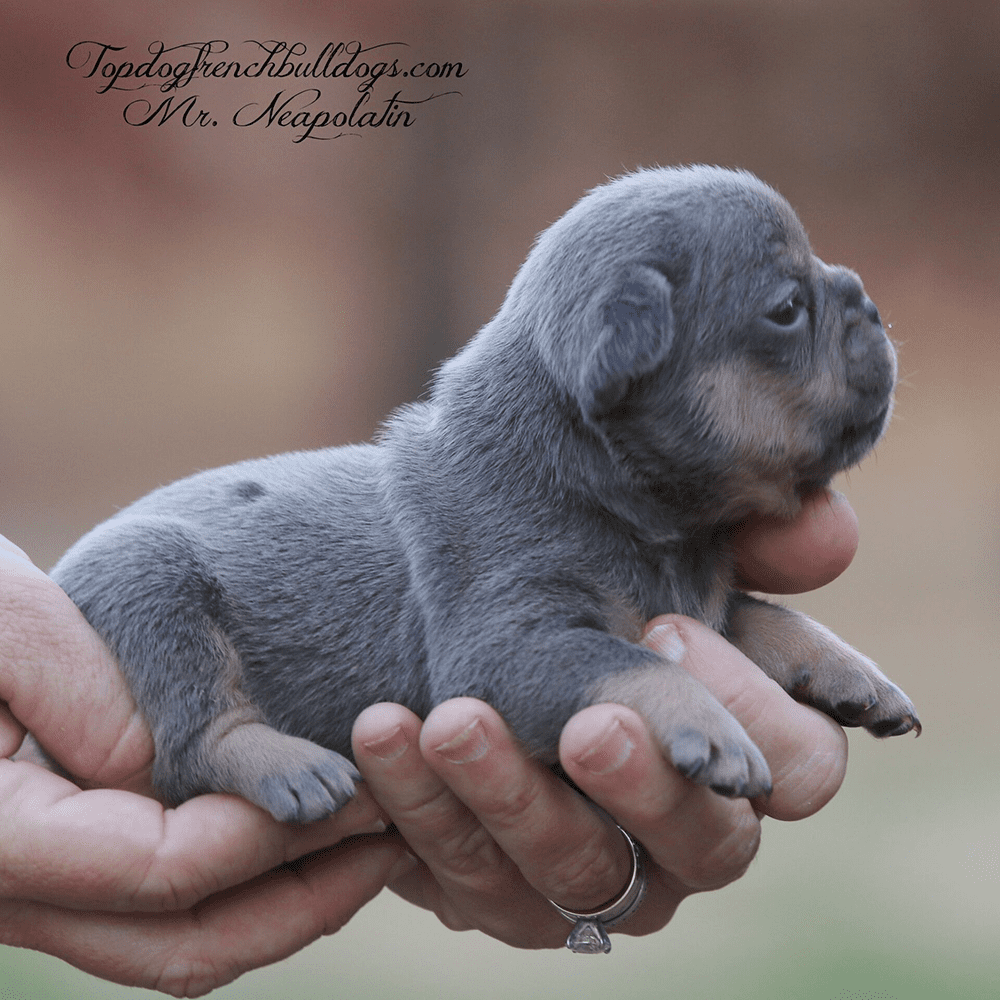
(362, 725, 409, 762)
(575, 717, 635, 776)
(644, 622, 686, 663)
(433, 717, 489, 764)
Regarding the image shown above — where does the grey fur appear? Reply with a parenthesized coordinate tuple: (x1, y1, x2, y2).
(50, 166, 919, 822)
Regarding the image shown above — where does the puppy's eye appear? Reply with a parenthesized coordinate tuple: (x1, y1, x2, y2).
(767, 297, 805, 327)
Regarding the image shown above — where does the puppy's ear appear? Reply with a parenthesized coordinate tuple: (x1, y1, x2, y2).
(577, 264, 675, 422)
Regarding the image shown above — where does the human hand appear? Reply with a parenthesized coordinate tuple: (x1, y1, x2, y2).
(0, 536, 408, 997)
(352, 488, 855, 948)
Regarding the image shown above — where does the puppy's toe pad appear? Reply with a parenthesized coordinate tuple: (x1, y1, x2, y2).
(831, 695, 879, 724)
(860, 697, 922, 739)
(669, 728, 714, 780)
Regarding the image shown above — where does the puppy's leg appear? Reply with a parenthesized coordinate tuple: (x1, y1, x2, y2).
(51, 517, 359, 822)
(725, 593, 920, 737)
(588, 656, 773, 798)
(446, 627, 773, 799)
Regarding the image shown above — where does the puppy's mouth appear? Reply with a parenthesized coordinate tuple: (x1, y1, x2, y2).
(823, 403, 891, 473)
(839, 409, 887, 450)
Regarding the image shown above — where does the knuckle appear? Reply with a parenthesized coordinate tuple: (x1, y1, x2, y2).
(434, 822, 504, 881)
(543, 827, 630, 912)
(154, 952, 223, 999)
(474, 771, 546, 832)
(673, 812, 761, 891)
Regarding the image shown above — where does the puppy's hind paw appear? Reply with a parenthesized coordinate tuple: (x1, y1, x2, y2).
(175, 722, 362, 824)
(254, 752, 361, 824)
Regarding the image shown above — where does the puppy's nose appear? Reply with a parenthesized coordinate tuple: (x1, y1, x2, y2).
(826, 267, 871, 317)
(845, 295, 886, 358)
(863, 297, 882, 326)
(845, 319, 887, 364)
(826, 268, 884, 344)
(818, 263, 895, 401)
(845, 308, 895, 408)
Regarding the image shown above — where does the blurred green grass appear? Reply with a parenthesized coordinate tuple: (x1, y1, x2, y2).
(3, 885, 996, 1000)
(4, 735, 997, 999)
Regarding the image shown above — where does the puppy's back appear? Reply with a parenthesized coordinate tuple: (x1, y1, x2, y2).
(50, 441, 431, 757)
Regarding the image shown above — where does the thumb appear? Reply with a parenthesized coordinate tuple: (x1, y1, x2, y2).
(0, 536, 153, 789)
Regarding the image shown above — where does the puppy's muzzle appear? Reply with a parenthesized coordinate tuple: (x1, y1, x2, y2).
(824, 267, 896, 408)
(844, 302, 894, 402)
(814, 267, 897, 473)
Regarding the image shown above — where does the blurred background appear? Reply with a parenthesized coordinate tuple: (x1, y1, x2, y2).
(1, 0, 997, 997)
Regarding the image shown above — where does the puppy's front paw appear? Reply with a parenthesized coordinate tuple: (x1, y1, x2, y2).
(665, 721, 772, 798)
(791, 648, 921, 739)
(727, 597, 920, 739)
(589, 664, 772, 799)
(161, 723, 361, 823)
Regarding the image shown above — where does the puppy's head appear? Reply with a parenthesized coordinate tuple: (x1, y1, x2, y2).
(513, 166, 896, 523)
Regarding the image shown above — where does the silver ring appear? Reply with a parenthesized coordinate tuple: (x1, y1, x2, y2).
(548, 825, 647, 954)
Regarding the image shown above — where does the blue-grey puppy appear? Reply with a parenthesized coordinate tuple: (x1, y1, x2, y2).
(50, 166, 919, 823)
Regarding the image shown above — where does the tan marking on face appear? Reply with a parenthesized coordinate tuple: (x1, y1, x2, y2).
(695, 360, 825, 462)
(692, 358, 848, 517)
(602, 594, 645, 643)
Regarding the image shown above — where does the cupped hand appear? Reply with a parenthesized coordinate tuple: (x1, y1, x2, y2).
(0, 536, 407, 997)
(352, 488, 854, 947)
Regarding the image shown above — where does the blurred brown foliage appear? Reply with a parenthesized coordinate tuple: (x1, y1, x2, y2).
(0, 0, 996, 567)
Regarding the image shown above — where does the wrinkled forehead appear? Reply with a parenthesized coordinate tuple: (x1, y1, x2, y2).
(674, 181, 815, 320)
(702, 181, 812, 272)
(603, 168, 815, 286)
(513, 168, 816, 319)
(761, 196, 813, 272)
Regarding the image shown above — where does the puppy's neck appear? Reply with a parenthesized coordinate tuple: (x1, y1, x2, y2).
(424, 325, 698, 548)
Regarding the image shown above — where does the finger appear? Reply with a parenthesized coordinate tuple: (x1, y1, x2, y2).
(0, 554, 153, 788)
(420, 699, 636, 911)
(0, 701, 26, 758)
(1, 833, 406, 996)
(354, 702, 564, 945)
(643, 618, 848, 820)
(354, 702, 542, 940)
(0, 759, 388, 910)
(559, 703, 761, 915)
(734, 488, 859, 594)
(353, 701, 635, 947)
(0, 535, 41, 567)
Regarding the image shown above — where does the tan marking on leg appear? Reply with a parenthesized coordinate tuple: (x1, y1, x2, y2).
(727, 596, 920, 736)
(588, 660, 772, 797)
